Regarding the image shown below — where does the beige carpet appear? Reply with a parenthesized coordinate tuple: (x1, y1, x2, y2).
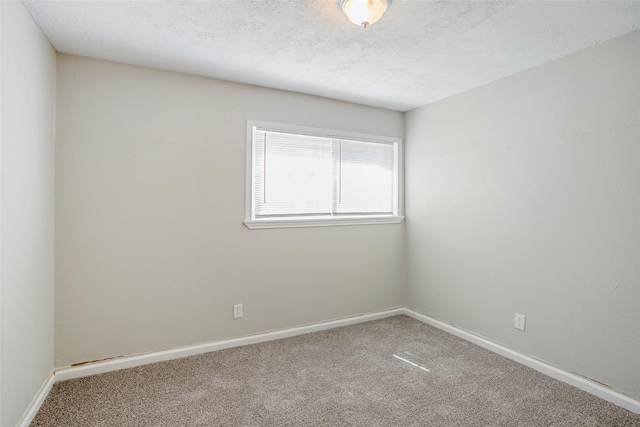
(32, 315, 640, 426)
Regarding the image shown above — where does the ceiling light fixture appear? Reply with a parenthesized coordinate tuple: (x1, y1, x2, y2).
(340, 0, 391, 28)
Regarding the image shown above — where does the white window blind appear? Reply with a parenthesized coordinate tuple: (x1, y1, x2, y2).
(246, 122, 403, 228)
(253, 130, 334, 217)
(335, 139, 394, 215)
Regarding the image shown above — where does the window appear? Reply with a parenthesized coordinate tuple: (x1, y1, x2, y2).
(244, 121, 403, 229)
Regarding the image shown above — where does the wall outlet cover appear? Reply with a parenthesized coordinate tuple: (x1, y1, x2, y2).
(233, 303, 243, 319)
(515, 313, 526, 331)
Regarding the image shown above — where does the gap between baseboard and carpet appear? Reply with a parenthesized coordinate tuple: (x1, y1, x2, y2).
(17, 306, 640, 426)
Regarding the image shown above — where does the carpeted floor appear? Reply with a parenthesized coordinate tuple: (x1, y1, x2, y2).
(32, 315, 640, 426)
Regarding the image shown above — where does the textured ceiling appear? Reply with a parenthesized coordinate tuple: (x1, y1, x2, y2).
(22, 0, 640, 111)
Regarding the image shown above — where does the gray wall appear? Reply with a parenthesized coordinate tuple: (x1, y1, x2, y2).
(0, 2, 56, 426)
(405, 29, 640, 399)
(55, 55, 405, 367)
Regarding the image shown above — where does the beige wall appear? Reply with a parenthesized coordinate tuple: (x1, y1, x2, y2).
(55, 55, 405, 367)
(405, 29, 640, 399)
(0, 2, 56, 426)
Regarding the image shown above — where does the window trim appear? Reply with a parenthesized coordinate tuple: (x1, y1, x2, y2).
(244, 121, 404, 229)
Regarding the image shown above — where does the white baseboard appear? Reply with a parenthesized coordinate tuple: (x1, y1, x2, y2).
(22, 307, 640, 423)
(18, 372, 55, 427)
(54, 307, 404, 382)
(403, 308, 640, 415)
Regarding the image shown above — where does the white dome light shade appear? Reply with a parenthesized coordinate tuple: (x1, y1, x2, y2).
(340, 0, 390, 28)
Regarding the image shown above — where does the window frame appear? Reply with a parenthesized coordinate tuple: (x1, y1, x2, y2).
(244, 121, 404, 229)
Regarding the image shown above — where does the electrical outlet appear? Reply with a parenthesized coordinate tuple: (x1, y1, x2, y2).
(233, 303, 243, 319)
(514, 313, 526, 331)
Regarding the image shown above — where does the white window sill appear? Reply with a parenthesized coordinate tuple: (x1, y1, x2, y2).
(244, 215, 405, 229)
